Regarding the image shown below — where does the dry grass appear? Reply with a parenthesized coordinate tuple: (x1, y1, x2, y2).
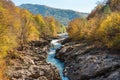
(0, 59, 9, 80)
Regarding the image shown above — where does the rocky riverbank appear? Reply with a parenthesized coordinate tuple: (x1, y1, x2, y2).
(55, 38, 120, 80)
(6, 38, 61, 80)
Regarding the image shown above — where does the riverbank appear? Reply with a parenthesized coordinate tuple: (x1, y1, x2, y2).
(6, 38, 61, 80)
(55, 38, 120, 80)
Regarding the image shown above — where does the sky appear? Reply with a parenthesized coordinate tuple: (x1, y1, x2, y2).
(11, 0, 103, 13)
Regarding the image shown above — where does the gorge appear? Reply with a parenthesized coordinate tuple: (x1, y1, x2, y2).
(1, 0, 120, 80)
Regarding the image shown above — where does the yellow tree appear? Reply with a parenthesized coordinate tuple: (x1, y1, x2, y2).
(19, 9, 39, 49)
(34, 14, 49, 38)
(67, 18, 86, 40)
(98, 12, 120, 49)
(45, 17, 58, 37)
(0, 2, 17, 57)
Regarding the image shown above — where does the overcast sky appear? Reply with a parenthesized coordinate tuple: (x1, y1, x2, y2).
(11, 0, 103, 13)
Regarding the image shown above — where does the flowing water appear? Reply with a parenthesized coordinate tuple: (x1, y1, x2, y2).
(46, 33, 69, 80)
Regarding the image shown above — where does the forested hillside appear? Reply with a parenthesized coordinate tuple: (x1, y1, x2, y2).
(0, 0, 65, 79)
(19, 4, 88, 25)
(67, 0, 120, 50)
(0, 0, 65, 57)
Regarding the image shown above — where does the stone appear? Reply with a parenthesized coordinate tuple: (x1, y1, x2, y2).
(55, 41, 120, 80)
(6, 40, 61, 80)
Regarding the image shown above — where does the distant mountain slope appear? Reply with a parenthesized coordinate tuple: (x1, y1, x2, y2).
(19, 4, 88, 25)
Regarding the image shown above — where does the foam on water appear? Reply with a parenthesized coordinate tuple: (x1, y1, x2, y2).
(46, 33, 69, 80)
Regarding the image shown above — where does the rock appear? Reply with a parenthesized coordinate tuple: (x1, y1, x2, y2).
(55, 46, 74, 61)
(28, 65, 41, 79)
(6, 40, 61, 80)
(61, 37, 72, 45)
(38, 76, 48, 80)
(12, 72, 22, 79)
(29, 39, 49, 47)
(55, 42, 120, 80)
(107, 70, 120, 80)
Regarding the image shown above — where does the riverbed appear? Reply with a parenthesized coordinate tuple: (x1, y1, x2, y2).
(46, 33, 69, 80)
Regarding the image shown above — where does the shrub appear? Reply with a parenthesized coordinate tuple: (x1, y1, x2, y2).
(98, 12, 120, 49)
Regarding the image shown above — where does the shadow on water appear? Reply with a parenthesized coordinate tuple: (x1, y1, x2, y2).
(46, 33, 69, 80)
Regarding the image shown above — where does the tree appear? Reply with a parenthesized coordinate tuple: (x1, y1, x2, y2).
(45, 17, 58, 37)
(98, 12, 120, 49)
(19, 9, 39, 49)
(34, 14, 48, 38)
(67, 18, 86, 40)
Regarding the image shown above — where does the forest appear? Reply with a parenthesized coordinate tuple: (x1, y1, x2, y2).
(67, 0, 120, 50)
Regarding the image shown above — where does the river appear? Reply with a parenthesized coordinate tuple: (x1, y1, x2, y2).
(46, 33, 69, 80)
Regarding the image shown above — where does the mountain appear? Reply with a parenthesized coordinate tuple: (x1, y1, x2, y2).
(19, 4, 88, 25)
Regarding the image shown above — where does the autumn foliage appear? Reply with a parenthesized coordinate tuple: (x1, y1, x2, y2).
(0, 0, 65, 57)
(67, 0, 120, 49)
(98, 12, 120, 49)
(0, 0, 66, 79)
(67, 18, 86, 40)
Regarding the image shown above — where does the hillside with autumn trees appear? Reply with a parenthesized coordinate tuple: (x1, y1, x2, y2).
(0, 0, 66, 57)
(67, 0, 120, 50)
(0, 0, 66, 79)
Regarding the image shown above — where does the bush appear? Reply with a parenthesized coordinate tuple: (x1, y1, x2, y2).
(98, 12, 120, 49)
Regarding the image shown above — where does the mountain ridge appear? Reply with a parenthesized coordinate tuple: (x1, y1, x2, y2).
(19, 4, 88, 25)
(20, 4, 86, 13)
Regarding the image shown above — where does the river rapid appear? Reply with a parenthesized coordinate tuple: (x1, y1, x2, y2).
(46, 33, 69, 80)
